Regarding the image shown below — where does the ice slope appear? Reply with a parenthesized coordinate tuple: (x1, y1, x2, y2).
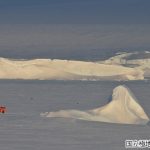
(0, 57, 143, 81)
(42, 85, 149, 125)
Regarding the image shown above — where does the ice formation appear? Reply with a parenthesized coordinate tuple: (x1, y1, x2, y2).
(41, 85, 149, 125)
(0, 58, 144, 81)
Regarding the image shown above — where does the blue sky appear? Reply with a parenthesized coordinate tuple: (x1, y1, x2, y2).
(0, 0, 149, 24)
(0, 0, 150, 60)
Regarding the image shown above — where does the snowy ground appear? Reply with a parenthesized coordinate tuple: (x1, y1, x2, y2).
(0, 80, 150, 150)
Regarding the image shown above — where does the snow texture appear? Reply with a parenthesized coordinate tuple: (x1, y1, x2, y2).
(0, 80, 150, 150)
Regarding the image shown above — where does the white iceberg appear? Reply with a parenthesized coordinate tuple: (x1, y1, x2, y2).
(41, 85, 149, 125)
(0, 57, 144, 81)
(99, 51, 150, 78)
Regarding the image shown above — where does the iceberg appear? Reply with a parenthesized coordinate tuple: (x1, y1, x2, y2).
(99, 51, 150, 78)
(41, 85, 149, 125)
(0, 58, 144, 81)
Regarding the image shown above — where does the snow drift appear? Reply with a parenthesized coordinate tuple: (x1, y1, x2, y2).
(0, 57, 144, 81)
(41, 85, 149, 125)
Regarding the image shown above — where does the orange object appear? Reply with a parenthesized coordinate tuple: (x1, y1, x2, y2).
(0, 106, 6, 113)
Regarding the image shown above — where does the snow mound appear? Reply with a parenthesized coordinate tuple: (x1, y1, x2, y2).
(0, 57, 144, 81)
(41, 85, 149, 125)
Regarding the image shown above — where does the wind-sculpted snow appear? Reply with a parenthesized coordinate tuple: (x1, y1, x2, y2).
(41, 85, 149, 125)
(0, 57, 144, 81)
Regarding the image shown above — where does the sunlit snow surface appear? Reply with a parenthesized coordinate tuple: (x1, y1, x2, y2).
(0, 80, 150, 150)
